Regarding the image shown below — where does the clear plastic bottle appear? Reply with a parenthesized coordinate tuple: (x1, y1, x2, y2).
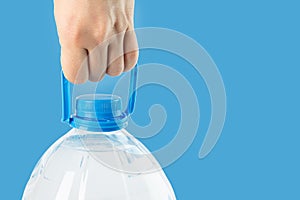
(22, 93, 176, 199)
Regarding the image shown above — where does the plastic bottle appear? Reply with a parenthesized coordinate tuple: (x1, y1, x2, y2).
(22, 66, 176, 199)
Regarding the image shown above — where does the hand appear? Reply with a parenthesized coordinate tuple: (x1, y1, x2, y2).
(54, 0, 138, 84)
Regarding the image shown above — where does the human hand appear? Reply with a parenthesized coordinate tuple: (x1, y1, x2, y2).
(54, 0, 138, 84)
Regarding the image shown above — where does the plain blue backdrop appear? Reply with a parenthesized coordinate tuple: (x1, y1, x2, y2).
(0, 0, 299, 199)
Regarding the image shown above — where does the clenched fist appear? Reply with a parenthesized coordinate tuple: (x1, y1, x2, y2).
(54, 0, 138, 83)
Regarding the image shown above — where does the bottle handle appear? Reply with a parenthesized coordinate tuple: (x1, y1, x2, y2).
(61, 65, 138, 124)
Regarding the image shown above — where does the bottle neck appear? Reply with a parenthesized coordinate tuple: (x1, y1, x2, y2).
(70, 114, 128, 132)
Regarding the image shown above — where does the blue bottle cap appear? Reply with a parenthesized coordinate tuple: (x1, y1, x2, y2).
(72, 94, 128, 132)
(75, 94, 123, 118)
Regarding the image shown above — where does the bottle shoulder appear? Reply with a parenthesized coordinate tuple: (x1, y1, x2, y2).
(38, 128, 161, 174)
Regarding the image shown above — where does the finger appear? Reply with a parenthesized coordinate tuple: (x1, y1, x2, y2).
(61, 46, 89, 84)
(106, 32, 125, 76)
(124, 30, 139, 72)
(88, 42, 108, 82)
(124, 51, 138, 72)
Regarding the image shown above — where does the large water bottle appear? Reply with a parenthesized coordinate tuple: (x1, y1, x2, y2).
(22, 66, 176, 199)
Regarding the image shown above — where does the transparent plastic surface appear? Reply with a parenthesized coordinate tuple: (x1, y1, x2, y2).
(23, 129, 176, 200)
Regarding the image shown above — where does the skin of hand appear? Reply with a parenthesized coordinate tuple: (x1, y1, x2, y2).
(54, 0, 138, 84)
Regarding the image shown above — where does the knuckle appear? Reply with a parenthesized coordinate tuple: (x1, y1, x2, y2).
(113, 18, 129, 32)
(92, 27, 108, 44)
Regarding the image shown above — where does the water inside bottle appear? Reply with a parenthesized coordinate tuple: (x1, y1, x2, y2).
(23, 129, 176, 200)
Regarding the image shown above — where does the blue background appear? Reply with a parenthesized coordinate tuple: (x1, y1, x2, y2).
(0, 0, 299, 199)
